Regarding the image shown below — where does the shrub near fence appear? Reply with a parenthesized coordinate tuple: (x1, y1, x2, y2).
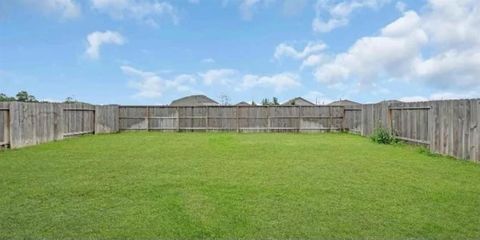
(0, 99, 479, 163)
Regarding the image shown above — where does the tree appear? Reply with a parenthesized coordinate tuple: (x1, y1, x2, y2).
(272, 97, 279, 105)
(15, 91, 37, 102)
(0, 93, 15, 102)
(261, 98, 270, 106)
(64, 97, 77, 103)
(219, 94, 230, 105)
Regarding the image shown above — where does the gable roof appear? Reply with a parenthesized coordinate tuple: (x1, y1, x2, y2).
(170, 95, 219, 106)
(235, 101, 250, 106)
(281, 97, 315, 106)
(328, 99, 361, 106)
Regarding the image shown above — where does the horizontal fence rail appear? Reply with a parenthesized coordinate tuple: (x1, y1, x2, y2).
(0, 99, 478, 163)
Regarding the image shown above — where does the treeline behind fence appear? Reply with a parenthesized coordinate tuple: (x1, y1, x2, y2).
(0, 99, 478, 163)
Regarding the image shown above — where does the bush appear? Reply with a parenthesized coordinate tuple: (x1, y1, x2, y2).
(370, 127, 396, 144)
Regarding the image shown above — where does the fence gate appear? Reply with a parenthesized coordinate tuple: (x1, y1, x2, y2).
(63, 108, 95, 137)
(0, 107, 9, 148)
(388, 105, 431, 145)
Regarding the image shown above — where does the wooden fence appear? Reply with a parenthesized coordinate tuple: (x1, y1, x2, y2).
(359, 100, 480, 162)
(119, 106, 346, 132)
(0, 102, 118, 148)
(0, 99, 478, 162)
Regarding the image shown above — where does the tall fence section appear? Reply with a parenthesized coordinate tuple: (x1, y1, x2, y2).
(0, 99, 478, 162)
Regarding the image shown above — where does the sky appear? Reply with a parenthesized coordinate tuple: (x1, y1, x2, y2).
(0, 0, 479, 105)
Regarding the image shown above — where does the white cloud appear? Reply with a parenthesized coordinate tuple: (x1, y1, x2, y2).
(90, 0, 179, 26)
(122, 66, 198, 98)
(314, 11, 427, 85)
(199, 69, 238, 85)
(22, 0, 81, 19)
(309, 0, 480, 96)
(312, 0, 390, 32)
(238, 72, 301, 93)
(274, 41, 327, 69)
(274, 41, 327, 60)
(85, 31, 125, 59)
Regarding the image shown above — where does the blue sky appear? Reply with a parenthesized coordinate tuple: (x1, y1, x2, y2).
(0, 0, 479, 105)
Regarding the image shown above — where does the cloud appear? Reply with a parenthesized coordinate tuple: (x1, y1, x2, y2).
(274, 41, 327, 69)
(307, 0, 480, 97)
(122, 65, 198, 98)
(199, 69, 238, 85)
(274, 41, 327, 60)
(238, 0, 275, 20)
(90, 0, 179, 26)
(22, 0, 81, 19)
(238, 72, 301, 93)
(85, 31, 125, 59)
(312, 0, 390, 32)
(314, 11, 427, 85)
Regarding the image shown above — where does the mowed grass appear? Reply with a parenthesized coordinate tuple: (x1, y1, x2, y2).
(1, 132, 480, 239)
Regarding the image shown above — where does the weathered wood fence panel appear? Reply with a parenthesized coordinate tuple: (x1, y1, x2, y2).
(8, 102, 63, 148)
(119, 106, 343, 132)
(427, 99, 480, 162)
(63, 103, 95, 137)
(356, 100, 480, 162)
(343, 106, 362, 133)
(95, 105, 119, 134)
(389, 102, 430, 145)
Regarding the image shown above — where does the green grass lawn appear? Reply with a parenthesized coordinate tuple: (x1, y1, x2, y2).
(1, 132, 480, 239)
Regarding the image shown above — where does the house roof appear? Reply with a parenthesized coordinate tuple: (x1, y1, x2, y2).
(170, 95, 219, 106)
(235, 101, 250, 106)
(328, 99, 361, 106)
(281, 97, 315, 106)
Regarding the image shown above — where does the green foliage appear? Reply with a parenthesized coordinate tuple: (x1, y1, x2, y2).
(1, 133, 479, 238)
(0, 91, 38, 102)
(370, 126, 396, 144)
(15, 90, 37, 102)
(261, 97, 280, 106)
(273, 97, 279, 105)
(0, 93, 15, 102)
(64, 97, 78, 103)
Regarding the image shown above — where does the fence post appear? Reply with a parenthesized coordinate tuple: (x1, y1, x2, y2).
(298, 106, 302, 132)
(342, 107, 346, 132)
(236, 106, 240, 133)
(387, 106, 393, 135)
(329, 106, 333, 132)
(176, 107, 180, 132)
(205, 106, 209, 131)
(93, 108, 96, 134)
(267, 105, 270, 132)
(146, 106, 150, 131)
